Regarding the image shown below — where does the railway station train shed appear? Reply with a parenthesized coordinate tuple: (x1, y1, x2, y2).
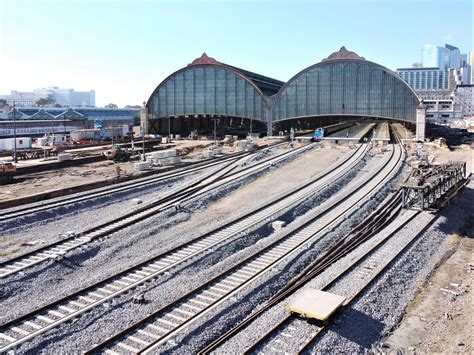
(145, 47, 422, 137)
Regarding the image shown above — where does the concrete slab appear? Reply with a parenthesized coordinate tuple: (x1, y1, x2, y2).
(324, 123, 376, 143)
(286, 288, 346, 321)
(372, 123, 390, 142)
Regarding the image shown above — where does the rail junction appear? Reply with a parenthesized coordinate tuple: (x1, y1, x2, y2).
(0, 123, 471, 354)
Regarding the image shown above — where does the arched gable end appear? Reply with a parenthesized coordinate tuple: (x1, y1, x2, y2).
(147, 64, 269, 122)
(273, 59, 419, 122)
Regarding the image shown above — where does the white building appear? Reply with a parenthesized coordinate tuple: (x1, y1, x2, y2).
(0, 87, 95, 107)
(422, 44, 461, 69)
(468, 52, 474, 85)
(397, 67, 451, 91)
(453, 85, 474, 119)
(0, 137, 32, 152)
(424, 99, 463, 125)
(450, 67, 471, 86)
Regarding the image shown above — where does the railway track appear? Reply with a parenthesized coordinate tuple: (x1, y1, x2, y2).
(249, 209, 438, 354)
(199, 180, 407, 353)
(0, 142, 369, 352)
(0, 151, 250, 222)
(1, 140, 297, 222)
(81, 140, 403, 354)
(204, 131, 469, 355)
(241, 209, 423, 354)
(0, 143, 313, 279)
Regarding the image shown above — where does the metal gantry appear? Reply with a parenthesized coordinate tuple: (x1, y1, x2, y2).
(402, 162, 467, 210)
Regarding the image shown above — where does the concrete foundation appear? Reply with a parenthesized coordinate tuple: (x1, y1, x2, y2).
(140, 105, 149, 136)
(416, 102, 426, 142)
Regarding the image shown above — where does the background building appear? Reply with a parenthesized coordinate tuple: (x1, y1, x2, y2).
(422, 44, 461, 69)
(423, 99, 462, 124)
(0, 87, 96, 107)
(422, 45, 449, 68)
(469, 52, 474, 85)
(397, 67, 450, 91)
(453, 85, 474, 120)
(0, 107, 139, 137)
(451, 67, 471, 86)
(397, 44, 472, 126)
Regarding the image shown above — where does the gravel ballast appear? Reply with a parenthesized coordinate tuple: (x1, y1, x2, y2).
(1, 144, 356, 351)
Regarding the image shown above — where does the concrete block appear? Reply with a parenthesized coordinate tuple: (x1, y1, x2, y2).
(272, 220, 286, 231)
(212, 147, 223, 155)
(203, 151, 215, 158)
(166, 149, 177, 157)
(57, 153, 72, 162)
(134, 161, 151, 171)
(169, 156, 181, 164)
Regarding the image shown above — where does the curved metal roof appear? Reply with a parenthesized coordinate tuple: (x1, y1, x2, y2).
(147, 53, 285, 108)
(275, 57, 419, 101)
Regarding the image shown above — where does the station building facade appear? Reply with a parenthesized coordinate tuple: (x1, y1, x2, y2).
(146, 47, 420, 136)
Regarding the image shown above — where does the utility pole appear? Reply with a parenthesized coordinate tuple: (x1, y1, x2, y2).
(250, 118, 253, 139)
(212, 118, 219, 146)
(144, 108, 150, 162)
(13, 101, 17, 163)
(168, 116, 171, 141)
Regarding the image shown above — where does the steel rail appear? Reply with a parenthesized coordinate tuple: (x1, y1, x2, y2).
(234, 132, 431, 354)
(1, 140, 291, 221)
(242, 206, 415, 354)
(296, 177, 471, 353)
(201, 192, 403, 354)
(83, 140, 402, 354)
(0, 143, 368, 352)
(199, 126, 406, 354)
(138, 142, 404, 355)
(0, 155, 243, 278)
(296, 210, 435, 354)
(0, 143, 311, 279)
(0, 151, 249, 221)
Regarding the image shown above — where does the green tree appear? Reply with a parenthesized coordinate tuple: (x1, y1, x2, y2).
(36, 95, 56, 107)
(105, 103, 118, 109)
(0, 99, 7, 108)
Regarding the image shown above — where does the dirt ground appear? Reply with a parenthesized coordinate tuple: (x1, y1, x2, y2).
(149, 142, 351, 239)
(384, 197, 473, 353)
(0, 138, 284, 202)
(424, 143, 473, 174)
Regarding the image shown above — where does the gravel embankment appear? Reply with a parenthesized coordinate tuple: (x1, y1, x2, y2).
(228, 180, 472, 354)
(309, 180, 473, 353)
(155, 147, 407, 354)
(3, 145, 364, 352)
(0, 145, 292, 254)
(0, 145, 346, 321)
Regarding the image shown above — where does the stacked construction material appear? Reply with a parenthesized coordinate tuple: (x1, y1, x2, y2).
(203, 145, 223, 158)
(134, 161, 151, 171)
(145, 149, 181, 166)
(235, 140, 257, 151)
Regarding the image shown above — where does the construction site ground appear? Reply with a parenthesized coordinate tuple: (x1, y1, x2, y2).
(382, 140, 473, 353)
(384, 183, 473, 353)
(0, 138, 282, 203)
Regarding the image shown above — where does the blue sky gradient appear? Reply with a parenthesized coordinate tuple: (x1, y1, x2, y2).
(0, 0, 472, 106)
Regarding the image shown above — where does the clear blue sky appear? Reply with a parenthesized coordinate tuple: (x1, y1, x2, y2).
(0, 0, 472, 107)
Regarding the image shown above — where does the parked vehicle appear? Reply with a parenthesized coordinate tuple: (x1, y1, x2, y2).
(0, 162, 16, 184)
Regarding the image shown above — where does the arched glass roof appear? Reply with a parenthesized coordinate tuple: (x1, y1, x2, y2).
(148, 54, 275, 122)
(273, 47, 419, 122)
